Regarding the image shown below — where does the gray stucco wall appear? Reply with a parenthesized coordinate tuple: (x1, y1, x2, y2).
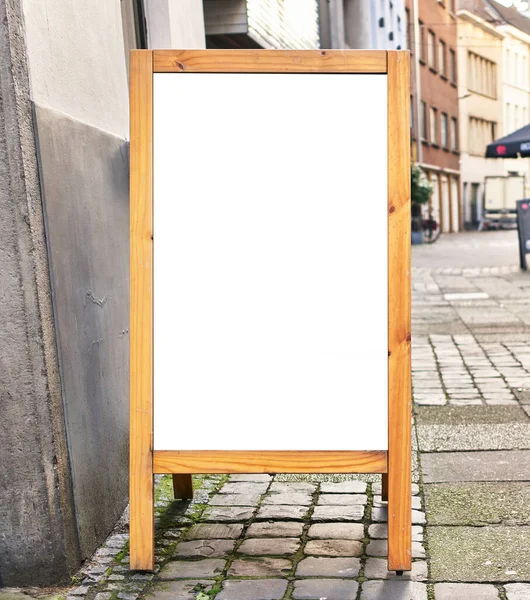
(0, 0, 80, 585)
(34, 105, 130, 559)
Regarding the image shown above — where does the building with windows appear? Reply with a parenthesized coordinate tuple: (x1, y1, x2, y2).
(457, 1, 504, 228)
(457, 0, 530, 228)
(493, 1, 530, 192)
(319, 0, 406, 50)
(407, 0, 461, 232)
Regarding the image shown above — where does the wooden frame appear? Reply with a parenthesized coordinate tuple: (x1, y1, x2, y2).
(130, 49, 411, 573)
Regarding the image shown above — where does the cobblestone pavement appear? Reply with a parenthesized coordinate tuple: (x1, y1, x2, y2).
(3, 232, 530, 600)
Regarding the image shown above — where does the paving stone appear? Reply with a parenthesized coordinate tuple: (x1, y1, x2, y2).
(210, 493, 261, 506)
(296, 556, 361, 578)
(202, 506, 255, 522)
(372, 483, 420, 495)
(304, 539, 363, 557)
(425, 482, 530, 525)
(417, 424, 530, 451)
(505, 583, 530, 599)
(366, 539, 425, 558)
(256, 505, 308, 520)
(228, 557, 291, 577)
(185, 523, 244, 539)
(434, 583, 499, 600)
(320, 481, 367, 494)
(269, 482, 317, 493)
(371, 507, 425, 524)
(317, 494, 367, 505)
(422, 450, 530, 483)
(216, 579, 287, 600)
(158, 559, 226, 579)
(363, 558, 427, 581)
(414, 394, 447, 405)
(308, 523, 364, 540)
(174, 539, 235, 557)
(237, 538, 299, 556)
(368, 524, 423, 542)
(373, 495, 421, 510)
(292, 579, 359, 600)
(414, 405, 529, 425)
(360, 580, 428, 599)
(262, 492, 312, 505)
(246, 521, 304, 538)
(147, 580, 214, 600)
(428, 525, 530, 581)
(230, 474, 272, 482)
(312, 505, 364, 521)
(219, 482, 269, 495)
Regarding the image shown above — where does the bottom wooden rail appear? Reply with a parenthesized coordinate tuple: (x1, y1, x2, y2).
(153, 450, 387, 474)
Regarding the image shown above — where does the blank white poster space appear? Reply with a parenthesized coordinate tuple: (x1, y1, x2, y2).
(153, 73, 388, 451)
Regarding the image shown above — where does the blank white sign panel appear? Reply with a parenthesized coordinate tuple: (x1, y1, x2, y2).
(153, 73, 388, 451)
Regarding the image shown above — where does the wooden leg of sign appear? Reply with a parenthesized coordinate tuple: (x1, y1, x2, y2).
(381, 473, 388, 502)
(173, 474, 194, 500)
(387, 50, 412, 573)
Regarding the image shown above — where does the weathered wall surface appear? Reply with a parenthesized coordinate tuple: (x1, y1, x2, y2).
(0, 0, 80, 585)
(20, 0, 131, 564)
(34, 105, 130, 558)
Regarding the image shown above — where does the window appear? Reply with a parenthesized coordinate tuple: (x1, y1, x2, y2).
(428, 30, 436, 69)
(469, 117, 497, 154)
(410, 95, 414, 131)
(515, 105, 519, 129)
(441, 113, 449, 147)
(430, 107, 438, 144)
(451, 117, 458, 150)
(439, 40, 446, 76)
(420, 101, 427, 140)
(449, 48, 456, 83)
(419, 21, 425, 62)
(468, 52, 496, 98)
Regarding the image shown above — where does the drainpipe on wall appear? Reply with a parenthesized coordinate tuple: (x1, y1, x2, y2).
(412, 0, 422, 165)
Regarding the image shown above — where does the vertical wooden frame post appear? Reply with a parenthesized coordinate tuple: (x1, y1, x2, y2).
(387, 50, 412, 572)
(130, 49, 154, 571)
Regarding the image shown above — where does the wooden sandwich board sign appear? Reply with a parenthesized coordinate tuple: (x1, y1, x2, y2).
(130, 49, 411, 573)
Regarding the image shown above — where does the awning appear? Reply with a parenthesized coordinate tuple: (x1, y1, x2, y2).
(486, 123, 530, 158)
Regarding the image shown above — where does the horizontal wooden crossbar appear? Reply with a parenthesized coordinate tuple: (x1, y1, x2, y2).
(153, 450, 388, 474)
(153, 49, 388, 74)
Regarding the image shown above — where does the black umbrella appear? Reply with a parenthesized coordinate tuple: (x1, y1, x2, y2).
(486, 123, 530, 158)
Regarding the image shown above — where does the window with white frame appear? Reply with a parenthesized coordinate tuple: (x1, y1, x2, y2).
(430, 107, 438, 144)
(441, 113, 448, 147)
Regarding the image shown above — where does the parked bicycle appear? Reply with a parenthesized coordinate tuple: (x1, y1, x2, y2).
(423, 215, 441, 244)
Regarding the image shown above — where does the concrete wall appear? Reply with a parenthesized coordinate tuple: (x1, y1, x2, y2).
(20, 0, 131, 567)
(0, 0, 80, 585)
(145, 0, 206, 49)
(21, 0, 129, 137)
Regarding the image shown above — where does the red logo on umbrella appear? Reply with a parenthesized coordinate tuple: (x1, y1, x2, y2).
(496, 145, 507, 155)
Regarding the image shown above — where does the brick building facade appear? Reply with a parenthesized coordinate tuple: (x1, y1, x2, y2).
(407, 0, 461, 231)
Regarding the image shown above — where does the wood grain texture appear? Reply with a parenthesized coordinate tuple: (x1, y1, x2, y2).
(154, 451, 388, 474)
(154, 49, 387, 73)
(129, 49, 154, 572)
(387, 50, 412, 573)
(172, 474, 194, 500)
